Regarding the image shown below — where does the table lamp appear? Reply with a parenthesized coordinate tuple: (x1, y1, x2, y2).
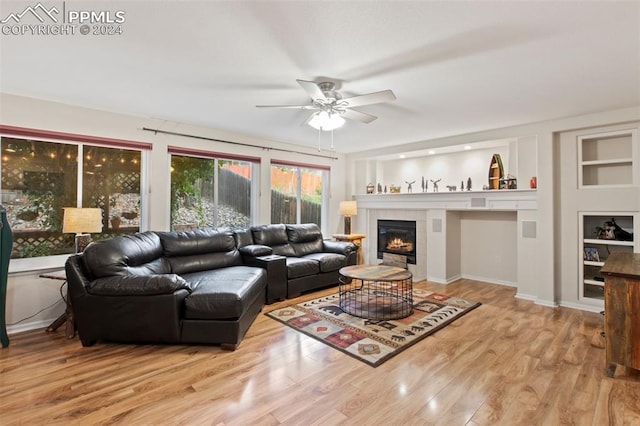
(339, 201, 357, 235)
(63, 207, 103, 253)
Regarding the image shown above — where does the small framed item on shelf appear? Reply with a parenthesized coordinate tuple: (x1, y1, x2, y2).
(584, 247, 600, 262)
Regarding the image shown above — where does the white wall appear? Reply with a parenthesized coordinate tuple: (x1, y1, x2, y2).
(459, 211, 517, 286)
(1, 93, 348, 333)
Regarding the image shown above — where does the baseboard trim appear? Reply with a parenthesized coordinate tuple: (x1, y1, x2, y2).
(7, 319, 52, 335)
(559, 301, 604, 313)
(460, 274, 517, 287)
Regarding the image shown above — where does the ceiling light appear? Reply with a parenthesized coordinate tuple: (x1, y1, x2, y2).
(399, 154, 406, 159)
(308, 111, 345, 131)
(428, 150, 435, 155)
(464, 145, 472, 150)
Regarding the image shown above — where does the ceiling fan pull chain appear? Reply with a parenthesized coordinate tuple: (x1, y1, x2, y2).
(330, 129, 334, 150)
(317, 128, 321, 151)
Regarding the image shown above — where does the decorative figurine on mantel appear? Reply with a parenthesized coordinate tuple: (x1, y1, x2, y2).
(430, 179, 441, 192)
(377, 183, 382, 194)
(384, 185, 387, 193)
(366, 183, 375, 194)
(421, 176, 426, 192)
(406, 180, 415, 193)
(446, 185, 456, 191)
(467, 177, 472, 191)
(460, 180, 464, 191)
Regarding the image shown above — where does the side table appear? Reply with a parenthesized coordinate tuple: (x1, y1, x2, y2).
(39, 269, 75, 339)
(333, 233, 366, 265)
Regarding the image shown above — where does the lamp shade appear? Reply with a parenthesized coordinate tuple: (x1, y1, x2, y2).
(308, 111, 345, 131)
(62, 208, 103, 234)
(339, 201, 357, 216)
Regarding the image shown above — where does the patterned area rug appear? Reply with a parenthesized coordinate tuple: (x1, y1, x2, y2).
(266, 289, 481, 367)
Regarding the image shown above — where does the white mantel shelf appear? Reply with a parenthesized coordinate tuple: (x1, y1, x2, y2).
(354, 189, 537, 211)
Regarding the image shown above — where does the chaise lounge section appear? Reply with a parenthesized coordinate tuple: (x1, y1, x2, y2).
(65, 228, 267, 350)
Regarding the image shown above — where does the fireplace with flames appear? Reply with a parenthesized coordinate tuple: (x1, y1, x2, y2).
(377, 220, 417, 264)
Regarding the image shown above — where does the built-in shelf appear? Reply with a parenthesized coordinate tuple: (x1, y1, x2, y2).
(584, 279, 604, 287)
(354, 189, 537, 211)
(579, 213, 638, 304)
(583, 238, 634, 247)
(578, 129, 637, 188)
(581, 158, 633, 166)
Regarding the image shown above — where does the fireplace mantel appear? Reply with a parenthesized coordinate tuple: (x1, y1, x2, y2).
(354, 189, 538, 286)
(354, 189, 536, 211)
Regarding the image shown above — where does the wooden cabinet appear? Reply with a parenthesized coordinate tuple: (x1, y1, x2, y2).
(601, 252, 640, 377)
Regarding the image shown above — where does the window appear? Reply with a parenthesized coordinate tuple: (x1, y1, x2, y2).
(82, 145, 142, 232)
(1, 129, 147, 259)
(270, 163, 326, 227)
(170, 151, 255, 230)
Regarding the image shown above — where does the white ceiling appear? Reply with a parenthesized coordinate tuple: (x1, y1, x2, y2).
(1, 1, 639, 154)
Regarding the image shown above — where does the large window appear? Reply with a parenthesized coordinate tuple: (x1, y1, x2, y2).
(270, 163, 326, 227)
(170, 152, 254, 230)
(1, 134, 144, 259)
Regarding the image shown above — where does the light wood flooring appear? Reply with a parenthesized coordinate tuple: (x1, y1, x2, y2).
(1, 279, 640, 425)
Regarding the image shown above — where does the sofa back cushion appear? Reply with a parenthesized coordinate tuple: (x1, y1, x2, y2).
(233, 228, 254, 248)
(286, 223, 324, 257)
(157, 228, 242, 274)
(251, 224, 295, 257)
(82, 231, 169, 278)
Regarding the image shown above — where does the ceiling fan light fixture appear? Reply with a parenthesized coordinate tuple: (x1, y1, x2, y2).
(308, 110, 345, 131)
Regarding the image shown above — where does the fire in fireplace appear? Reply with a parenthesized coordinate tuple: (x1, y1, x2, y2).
(377, 220, 417, 264)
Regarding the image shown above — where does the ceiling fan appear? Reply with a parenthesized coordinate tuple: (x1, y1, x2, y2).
(256, 80, 396, 130)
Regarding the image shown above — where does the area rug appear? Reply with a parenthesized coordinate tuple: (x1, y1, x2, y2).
(266, 288, 481, 367)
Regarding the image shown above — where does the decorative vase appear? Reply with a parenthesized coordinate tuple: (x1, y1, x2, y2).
(530, 177, 537, 189)
(366, 183, 375, 194)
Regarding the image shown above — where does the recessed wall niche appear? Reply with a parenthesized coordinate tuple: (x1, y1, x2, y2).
(355, 138, 526, 195)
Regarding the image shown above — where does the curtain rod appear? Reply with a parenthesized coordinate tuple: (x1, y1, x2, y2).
(142, 127, 339, 160)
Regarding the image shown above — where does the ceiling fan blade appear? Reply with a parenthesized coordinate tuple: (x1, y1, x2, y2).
(296, 79, 327, 101)
(256, 104, 317, 110)
(341, 108, 378, 124)
(341, 90, 396, 108)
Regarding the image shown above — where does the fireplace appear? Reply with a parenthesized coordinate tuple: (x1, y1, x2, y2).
(377, 220, 417, 264)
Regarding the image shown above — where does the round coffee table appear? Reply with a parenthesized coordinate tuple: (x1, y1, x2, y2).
(338, 264, 413, 320)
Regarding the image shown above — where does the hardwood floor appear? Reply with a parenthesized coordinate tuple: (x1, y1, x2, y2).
(1, 279, 639, 425)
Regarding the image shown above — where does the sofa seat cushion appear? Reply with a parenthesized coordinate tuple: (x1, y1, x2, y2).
(286, 257, 320, 279)
(182, 266, 266, 320)
(302, 253, 346, 273)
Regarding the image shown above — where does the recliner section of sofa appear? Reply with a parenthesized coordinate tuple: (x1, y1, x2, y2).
(243, 223, 358, 298)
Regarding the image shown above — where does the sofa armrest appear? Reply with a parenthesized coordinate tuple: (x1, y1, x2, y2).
(243, 254, 287, 304)
(322, 240, 357, 256)
(239, 244, 273, 258)
(86, 274, 192, 296)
